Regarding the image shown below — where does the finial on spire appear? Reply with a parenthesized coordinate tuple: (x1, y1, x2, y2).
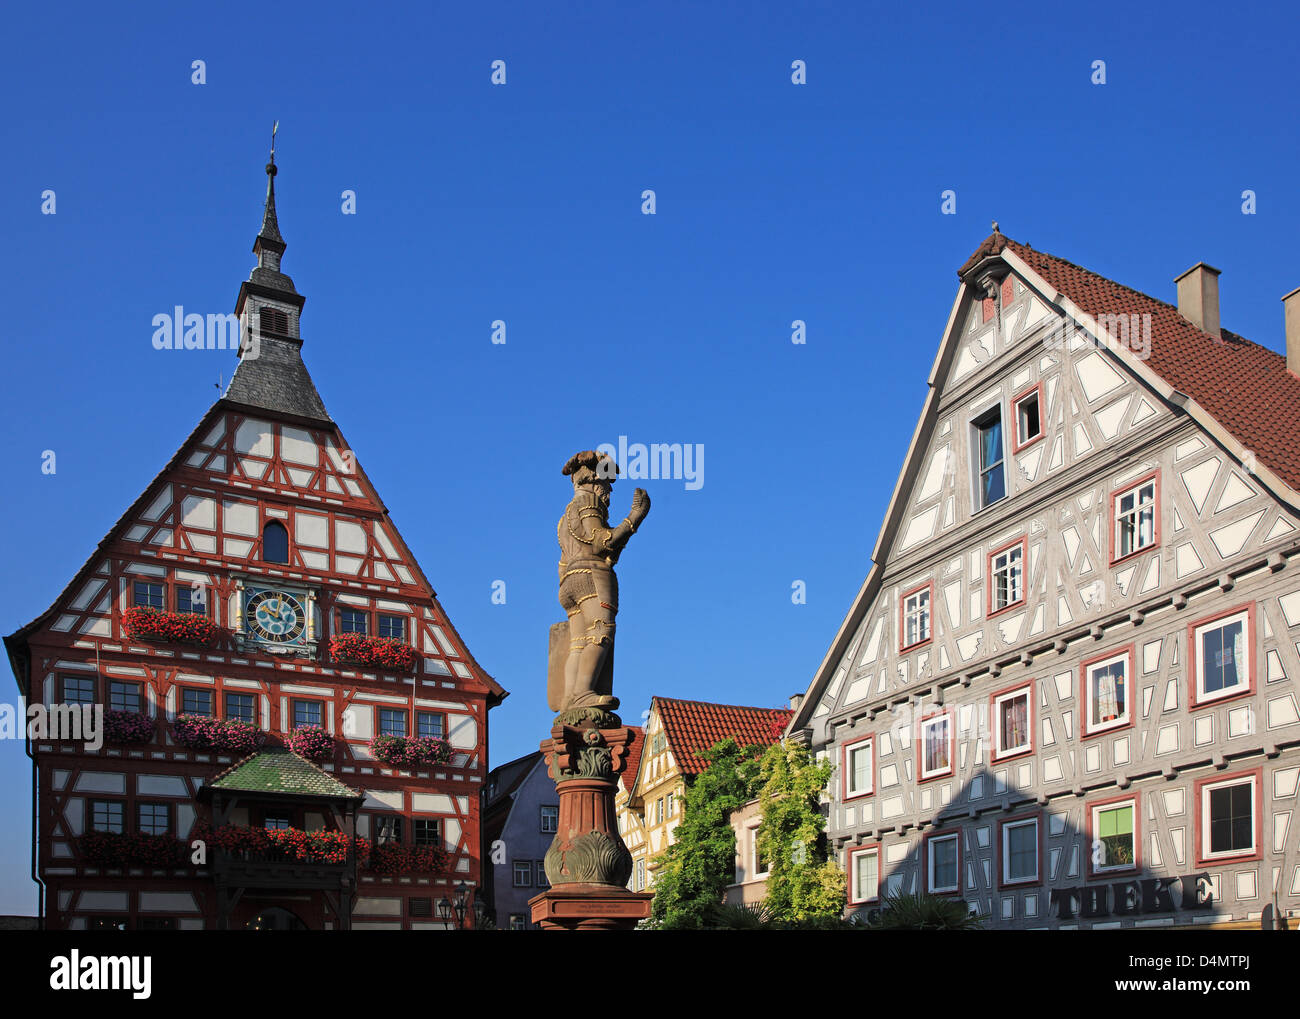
(992, 219, 1000, 234)
(255, 123, 285, 255)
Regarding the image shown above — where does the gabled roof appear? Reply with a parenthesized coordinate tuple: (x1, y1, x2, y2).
(788, 232, 1300, 738)
(483, 750, 545, 809)
(654, 697, 791, 777)
(620, 726, 645, 793)
(203, 748, 362, 800)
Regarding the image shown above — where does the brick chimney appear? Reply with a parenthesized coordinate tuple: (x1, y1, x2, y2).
(1285, 287, 1300, 377)
(788, 693, 804, 712)
(1174, 262, 1221, 338)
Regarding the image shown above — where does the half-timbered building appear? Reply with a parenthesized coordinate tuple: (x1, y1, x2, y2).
(4, 157, 506, 930)
(789, 232, 1300, 929)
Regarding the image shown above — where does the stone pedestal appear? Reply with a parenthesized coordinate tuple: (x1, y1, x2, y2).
(528, 711, 652, 931)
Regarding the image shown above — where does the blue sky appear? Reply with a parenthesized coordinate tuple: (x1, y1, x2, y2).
(0, 0, 1296, 913)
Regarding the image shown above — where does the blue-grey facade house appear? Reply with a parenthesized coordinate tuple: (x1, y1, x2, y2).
(481, 751, 559, 929)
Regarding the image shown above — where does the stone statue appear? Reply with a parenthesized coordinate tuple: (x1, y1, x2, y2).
(548, 450, 650, 716)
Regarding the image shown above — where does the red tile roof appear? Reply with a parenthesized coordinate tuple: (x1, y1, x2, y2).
(620, 726, 645, 792)
(653, 697, 792, 776)
(963, 232, 1300, 494)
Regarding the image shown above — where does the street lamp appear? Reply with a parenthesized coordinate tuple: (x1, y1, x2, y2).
(437, 882, 474, 929)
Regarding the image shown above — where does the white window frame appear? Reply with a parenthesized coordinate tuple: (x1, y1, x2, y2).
(989, 541, 1024, 614)
(992, 685, 1032, 760)
(512, 860, 533, 887)
(750, 826, 768, 878)
(902, 585, 931, 649)
(1013, 388, 1041, 448)
(1001, 816, 1039, 886)
(844, 735, 874, 799)
(1114, 476, 1158, 561)
(1084, 650, 1131, 736)
(1090, 799, 1138, 875)
(1193, 609, 1251, 706)
(848, 845, 880, 905)
(1199, 773, 1258, 862)
(926, 831, 960, 894)
(540, 805, 558, 834)
(919, 714, 953, 781)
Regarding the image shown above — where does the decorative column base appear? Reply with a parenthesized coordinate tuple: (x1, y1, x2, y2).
(534, 710, 652, 930)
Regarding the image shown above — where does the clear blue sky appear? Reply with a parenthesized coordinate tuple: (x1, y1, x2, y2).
(0, 0, 1296, 913)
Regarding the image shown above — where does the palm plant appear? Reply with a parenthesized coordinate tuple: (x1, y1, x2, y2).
(868, 891, 985, 930)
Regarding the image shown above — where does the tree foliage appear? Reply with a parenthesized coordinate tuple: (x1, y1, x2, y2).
(755, 740, 846, 922)
(867, 891, 985, 930)
(649, 737, 763, 929)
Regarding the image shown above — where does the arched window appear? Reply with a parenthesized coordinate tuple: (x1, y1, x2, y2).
(262, 520, 289, 564)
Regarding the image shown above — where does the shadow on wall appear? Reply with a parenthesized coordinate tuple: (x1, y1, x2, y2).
(845, 768, 1227, 929)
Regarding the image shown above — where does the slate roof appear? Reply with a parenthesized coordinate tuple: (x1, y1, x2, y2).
(221, 335, 332, 424)
(206, 748, 362, 800)
(483, 750, 545, 809)
(653, 697, 792, 776)
(969, 232, 1300, 493)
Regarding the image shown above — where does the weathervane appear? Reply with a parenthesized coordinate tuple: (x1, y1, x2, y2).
(270, 120, 278, 164)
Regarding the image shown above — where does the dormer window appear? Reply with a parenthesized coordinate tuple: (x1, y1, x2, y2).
(262, 520, 289, 563)
(972, 407, 1006, 510)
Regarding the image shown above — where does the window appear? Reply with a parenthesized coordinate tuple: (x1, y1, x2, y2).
(107, 680, 141, 713)
(649, 730, 667, 755)
(417, 711, 445, 740)
(508, 914, 526, 931)
(1089, 797, 1138, 875)
(900, 582, 932, 650)
(999, 815, 1039, 886)
(181, 687, 213, 716)
(409, 897, 433, 919)
(339, 609, 368, 634)
(635, 859, 646, 891)
(175, 584, 207, 615)
(91, 800, 125, 834)
(137, 802, 171, 836)
(540, 805, 559, 834)
(847, 845, 880, 905)
(535, 861, 550, 889)
(260, 307, 289, 334)
(379, 709, 407, 737)
(918, 713, 953, 781)
(988, 539, 1025, 616)
(414, 818, 442, 847)
(1112, 473, 1159, 562)
(991, 684, 1032, 760)
(656, 798, 664, 825)
(751, 827, 768, 877)
(925, 831, 960, 894)
(1012, 385, 1042, 452)
(374, 815, 402, 845)
(973, 407, 1006, 510)
(263, 813, 292, 830)
(1082, 648, 1132, 736)
(225, 692, 256, 726)
(1191, 607, 1253, 707)
(843, 734, 874, 799)
(261, 520, 289, 564)
(1197, 770, 1260, 864)
(292, 699, 322, 730)
(61, 675, 95, 706)
(666, 793, 675, 818)
(378, 614, 406, 641)
(133, 581, 165, 609)
(513, 861, 533, 887)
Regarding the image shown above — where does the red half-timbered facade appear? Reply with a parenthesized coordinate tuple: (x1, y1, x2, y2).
(4, 157, 507, 930)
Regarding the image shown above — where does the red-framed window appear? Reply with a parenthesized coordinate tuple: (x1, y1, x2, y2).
(291, 697, 326, 730)
(107, 679, 143, 713)
(1086, 793, 1140, 878)
(987, 537, 1026, 619)
(129, 577, 211, 617)
(1110, 470, 1160, 565)
(59, 673, 97, 707)
(1188, 604, 1255, 709)
(917, 711, 954, 782)
(1194, 767, 1263, 866)
(1011, 383, 1044, 454)
(923, 829, 962, 895)
(997, 812, 1041, 888)
(842, 733, 875, 800)
(847, 843, 881, 905)
(179, 686, 214, 716)
(1080, 644, 1135, 738)
(899, 580, 934, 652)
(378, 707, 410, 738)
(335, 605, 413, 645)
(416, 710, 447, 741)
(989, 681, 1033, 762)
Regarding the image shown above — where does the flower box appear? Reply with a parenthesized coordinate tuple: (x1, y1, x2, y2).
(103, 709, 155, 745)
(172, 714, 262, 755)
(328, 632, 417, 671)
(78, 830, 189, 868)
(286, 725, 336, 762)
(122, 607, 220, 646)
(367, 843, 447, 877)
(193, 823, 369, 866)
(368, 734, 453, 770)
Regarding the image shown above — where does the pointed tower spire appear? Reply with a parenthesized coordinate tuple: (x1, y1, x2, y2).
(254, 121, 286, 268)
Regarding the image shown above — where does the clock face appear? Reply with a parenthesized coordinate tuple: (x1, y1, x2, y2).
(245, 590, 307, 644)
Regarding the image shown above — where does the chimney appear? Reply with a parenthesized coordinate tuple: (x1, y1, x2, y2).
(1174, 262, 1221, 338)
(1284, 287, 1300, 377)
(788, 693, 804, 713)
